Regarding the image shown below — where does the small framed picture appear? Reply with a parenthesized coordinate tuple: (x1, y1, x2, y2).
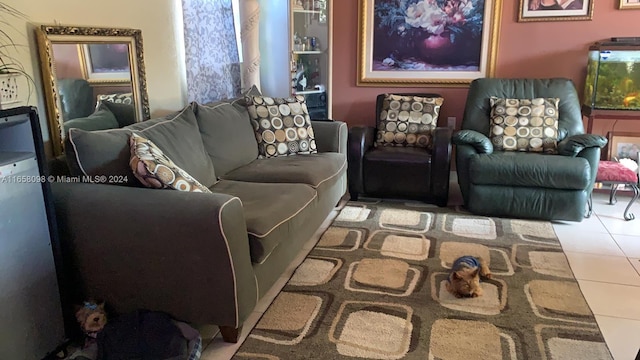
(619, 0, 640, 9)
(79, 43, 132, 83)
(518, 0, 594, 22)
(606, 132, 640, 162)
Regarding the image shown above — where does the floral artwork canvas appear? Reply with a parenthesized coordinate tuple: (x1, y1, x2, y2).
(357, 0, 502, 86)
(374, 0, 484, 71)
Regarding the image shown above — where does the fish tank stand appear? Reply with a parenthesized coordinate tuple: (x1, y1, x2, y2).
(581, 105, 640, 134)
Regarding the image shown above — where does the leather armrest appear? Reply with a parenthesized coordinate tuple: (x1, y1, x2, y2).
(430, 127, 453, 205)
(576, 146, 602, 193)
(347, 126, 375, 195)
(51, 182, 257, 327)
(452, 129, 493, 154)
(557, 134, 608, 157)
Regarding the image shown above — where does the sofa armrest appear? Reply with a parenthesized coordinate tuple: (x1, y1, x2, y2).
(312, 120, 347, 154)
(557, 134, 607, 157)
(52, 182, 257, 328)
(452, 129, 493, 154)
(347, 126, 375, 196)
(430, 127, 453, 206)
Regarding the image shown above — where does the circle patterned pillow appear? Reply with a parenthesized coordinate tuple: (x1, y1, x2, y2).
(129, 133, 212, 193)
(245, 94, 317, 158)
(97, 92, 133, 105)
(375, 94, 444, 149)
(489, 97, 559, 154)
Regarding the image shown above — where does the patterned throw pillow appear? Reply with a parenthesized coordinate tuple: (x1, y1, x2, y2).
(375, 94, 444, 148)
(489, 97, 559, 154)
(245, 94, 317, 158)
(129, 133, 212, 193)
(97, 92, 133, 105)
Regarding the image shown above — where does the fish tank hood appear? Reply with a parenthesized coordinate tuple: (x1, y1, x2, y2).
(583, 38, 640, 111)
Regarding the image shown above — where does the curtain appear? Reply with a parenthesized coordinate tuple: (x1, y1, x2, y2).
(182, 0, 241, 103)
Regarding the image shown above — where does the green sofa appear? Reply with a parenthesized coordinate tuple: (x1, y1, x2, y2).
(453, 78, 606, 222)
(50, 95, 347, 342)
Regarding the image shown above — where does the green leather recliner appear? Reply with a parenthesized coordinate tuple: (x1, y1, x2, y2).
(453, 78, 607, 222)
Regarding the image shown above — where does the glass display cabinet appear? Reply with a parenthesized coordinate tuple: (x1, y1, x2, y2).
(259, 0, 331, 119)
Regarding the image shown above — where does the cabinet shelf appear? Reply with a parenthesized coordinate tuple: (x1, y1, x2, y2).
(294, 89, 325, 95)
(293, 9, 322, 14)
(293, 50, 323, 55)
(0, 151, 35, 168)
(0, 116, 28, 130)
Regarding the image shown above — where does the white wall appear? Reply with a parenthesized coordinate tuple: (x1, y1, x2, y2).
(2, 0, 187, 145)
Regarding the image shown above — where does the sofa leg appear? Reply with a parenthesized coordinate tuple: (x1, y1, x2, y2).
(219, 325, 242, 343)
(435, 197, 448, 207)
(350, 192, 359, 201)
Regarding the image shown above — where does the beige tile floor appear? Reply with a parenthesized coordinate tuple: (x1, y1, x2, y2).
(202, 175, 640, 360)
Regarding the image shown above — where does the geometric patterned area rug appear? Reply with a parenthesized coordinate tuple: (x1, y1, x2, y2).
(234, 201, 613, 359)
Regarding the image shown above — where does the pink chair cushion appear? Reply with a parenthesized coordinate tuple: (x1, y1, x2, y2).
(596, 161, 638, 183)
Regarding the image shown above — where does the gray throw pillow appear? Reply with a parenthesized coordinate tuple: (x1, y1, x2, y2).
(193, 98, 259, 177)
(66, 105, 217, 188)
(63, 108, 119, 133)
(98, 101, 137, 127)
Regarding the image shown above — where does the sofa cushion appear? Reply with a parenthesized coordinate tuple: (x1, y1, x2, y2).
(245, 94, 317, 158)
(66, 106, 216, 188)
(63, 107, 119, 133)
(129, 133, 212, 193)
(489, 97, 559, 153)
(210, 180, 317, 263)
(220, 153, 346, 189)
(98, 100, 137, 127)
(192, 99, 259, 178)
(470, 152, 590, 190)
(376, 94, 443, 149)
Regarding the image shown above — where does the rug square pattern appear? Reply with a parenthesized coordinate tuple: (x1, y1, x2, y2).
(329, 301, 413, 359)
(528, 251, 573, 278)
(429, 319, 502, 360)
(235, 201, 613, 359)
(289, 256, 342, 286)
(317, 227, 362, 251)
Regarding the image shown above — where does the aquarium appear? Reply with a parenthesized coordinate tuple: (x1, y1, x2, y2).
(583, 40, 640, 111)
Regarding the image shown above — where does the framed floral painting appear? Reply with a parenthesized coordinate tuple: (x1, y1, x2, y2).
(357, 0, 503, 87)
(518, 0, 594, 22)
(619, 0, 640, 9)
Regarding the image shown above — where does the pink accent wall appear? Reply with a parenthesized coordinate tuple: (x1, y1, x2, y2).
(332, 1, 640, 136)
(51, 43, 83, 79)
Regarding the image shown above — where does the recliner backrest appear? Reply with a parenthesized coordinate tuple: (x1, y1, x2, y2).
(461, 78, 584, 142)
(57, 78, 95, 121)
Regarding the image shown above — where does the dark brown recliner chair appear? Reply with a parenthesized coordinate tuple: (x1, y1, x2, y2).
(347, 93, 453, 206)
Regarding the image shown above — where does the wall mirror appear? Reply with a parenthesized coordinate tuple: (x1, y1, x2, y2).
(36, 25, 150, 156)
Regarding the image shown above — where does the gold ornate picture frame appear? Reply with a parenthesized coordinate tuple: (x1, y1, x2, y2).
(357, 0, 503, 87)
(35, 25, 150, 156)
(518, 0, 594, 22)
(619, 0, 640, 9)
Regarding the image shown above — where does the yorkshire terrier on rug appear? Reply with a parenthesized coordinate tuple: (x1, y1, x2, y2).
(446, 256, 492, 298)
